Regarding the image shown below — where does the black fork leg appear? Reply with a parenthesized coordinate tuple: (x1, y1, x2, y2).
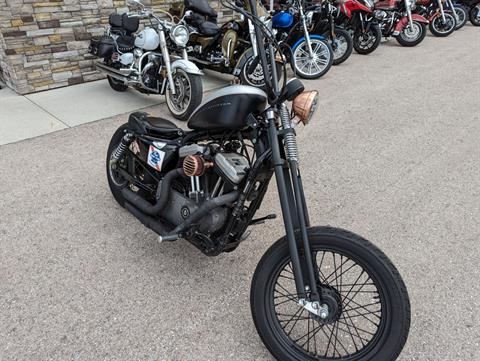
(289, 161, 320, 300)
(267, 118, 306, 299)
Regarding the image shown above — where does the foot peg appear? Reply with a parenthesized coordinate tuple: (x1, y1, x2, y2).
(250, 214, 277, 226)
(158, 234, 180, 243)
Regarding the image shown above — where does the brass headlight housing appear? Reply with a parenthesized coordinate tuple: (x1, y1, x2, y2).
(292, 90, 319, 125)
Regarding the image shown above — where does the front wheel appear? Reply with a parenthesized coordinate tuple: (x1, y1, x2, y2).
(327, 27, 353, 65)
(470, 4, 480, 26)
(396, 21, 427, 46)
(251, 226, 411, 361)
(292, 39, 333, 79)
(165, 68, 203, 121)
(352, 23, 382, 55)
(429, 13, 456, 36)
(453, 5, 468, 29)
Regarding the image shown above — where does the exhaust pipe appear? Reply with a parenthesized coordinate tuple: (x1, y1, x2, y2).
(125, 202, 178, 242)
(95, 61, 132, 84)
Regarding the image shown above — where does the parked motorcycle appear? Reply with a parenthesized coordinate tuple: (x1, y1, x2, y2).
(444, 0, 468, 29)
(270, 0, 334, 78)
(308, 0, 354, 65)
(106, 0, 411, 359)
(335, 0, 383, 55)
(374, 0, 429, 46)
(89, 0, 202, 120)
(170, 0, 274, 88)
(452, 0, 480, 25)
(414, 0, 457, 36)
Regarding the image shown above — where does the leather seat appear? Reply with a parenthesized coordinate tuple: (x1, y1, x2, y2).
(188, 13, 220, 36)
(116, 35, 135, 52)
(197, 20, 220, 36)
(128, 112, 183, 137)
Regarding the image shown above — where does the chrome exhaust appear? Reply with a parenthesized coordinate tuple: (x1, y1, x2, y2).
(95, 61, 132, 84)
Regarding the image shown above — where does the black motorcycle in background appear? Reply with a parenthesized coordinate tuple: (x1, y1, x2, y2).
(308, 0, 354, 65)
(106, 0, 411, 359)
(454, 0, 480, 24)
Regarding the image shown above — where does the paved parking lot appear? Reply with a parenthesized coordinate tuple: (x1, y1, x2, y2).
(1, 26, 479, 360)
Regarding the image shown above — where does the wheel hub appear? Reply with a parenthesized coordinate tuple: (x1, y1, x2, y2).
(313, 285, 342, 325)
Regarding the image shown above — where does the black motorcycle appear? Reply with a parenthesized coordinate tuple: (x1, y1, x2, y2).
(106, 0, 411, 359)
(454, 0, 480, 24)
(308, 0, 354, 65)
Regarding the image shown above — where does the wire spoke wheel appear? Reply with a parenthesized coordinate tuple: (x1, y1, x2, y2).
(293, 39, 332, 79)
(272, 251, 384, 358)
(251, 227, 411, 361)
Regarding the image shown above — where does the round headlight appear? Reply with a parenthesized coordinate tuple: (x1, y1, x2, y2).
(170, 25, 189, 47)
(292, 90, 319, 125)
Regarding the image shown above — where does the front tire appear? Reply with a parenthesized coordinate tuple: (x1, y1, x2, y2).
(165, 68, 203, 121)
(396, 21, 427, 46)
(292, 39, 333, 79)
(251, 226, 410, 361)
(429, 13, 456, 36)
(327, 27, 353, 65)
(453, 5, 468, 29)
(352, 23, 382, 55)
(470, 4, 480, 26)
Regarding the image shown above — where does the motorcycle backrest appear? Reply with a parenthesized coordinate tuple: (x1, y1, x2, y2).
(184, 0, 218, 18)
(109, 13, 140, 33)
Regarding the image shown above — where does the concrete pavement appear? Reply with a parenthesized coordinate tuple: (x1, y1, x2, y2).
(0, 71, 231, 145)
(0, 26, 479, 360)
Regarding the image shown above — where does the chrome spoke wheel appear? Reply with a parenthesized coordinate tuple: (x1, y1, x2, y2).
(293, 39, 331, 78)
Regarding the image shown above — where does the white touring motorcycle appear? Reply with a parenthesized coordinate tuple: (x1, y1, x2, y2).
(89, 0, 203, 120)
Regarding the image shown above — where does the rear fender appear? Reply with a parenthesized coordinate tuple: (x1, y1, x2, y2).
(394, 14, 429, 33)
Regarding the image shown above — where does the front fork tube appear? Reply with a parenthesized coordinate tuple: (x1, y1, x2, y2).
(159, 30, 176, 95)
(299, 6, 314, 56)
(406, 6, 415, 31)
(438, 0, 447, 22)
(267, 116, 319, 301)
(446, 0, 459, 22)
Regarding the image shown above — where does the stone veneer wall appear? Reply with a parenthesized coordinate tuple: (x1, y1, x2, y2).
(0, 0, 232, 94)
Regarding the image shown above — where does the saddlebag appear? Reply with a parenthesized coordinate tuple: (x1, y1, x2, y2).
(89, 36, 115, 58)
(109, 13, 140, 34)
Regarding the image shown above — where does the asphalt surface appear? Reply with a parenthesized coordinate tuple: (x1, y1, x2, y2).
(1, 26, 479, 361)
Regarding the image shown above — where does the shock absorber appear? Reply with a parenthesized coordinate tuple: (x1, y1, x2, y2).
(279, 103, 299, 163)
(110, 133, 133, 165)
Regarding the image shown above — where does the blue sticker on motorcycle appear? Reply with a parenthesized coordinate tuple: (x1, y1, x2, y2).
(147, 145, 165, 171)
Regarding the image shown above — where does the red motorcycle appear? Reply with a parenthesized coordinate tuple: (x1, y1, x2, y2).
(414, 0, 457, 36)
(374, 0, 429, 46)
(335, 0, 383, 55)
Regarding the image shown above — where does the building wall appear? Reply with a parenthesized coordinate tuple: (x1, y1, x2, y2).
(0, 0, 232, 94)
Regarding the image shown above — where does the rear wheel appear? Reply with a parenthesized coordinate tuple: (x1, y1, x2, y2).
(396, 21, 427, 46)
(165, 68, 203, 121)
(106, 124, 131, 207)
(328, 28, 353, 65)
(107, 75, 128, 92)
(292, 39, 333, 79)
(470, 4, 480, 26)
(352, 23, 382, 55)
(251, 226, 411, 361)
(429, 13, 456, 36)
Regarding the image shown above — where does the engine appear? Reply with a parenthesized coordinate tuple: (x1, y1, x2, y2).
(158, 141, 250, 238)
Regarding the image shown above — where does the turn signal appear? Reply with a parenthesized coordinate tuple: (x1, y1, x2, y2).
(183, 155, 213, 177)
(292, 90, 319, 125)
